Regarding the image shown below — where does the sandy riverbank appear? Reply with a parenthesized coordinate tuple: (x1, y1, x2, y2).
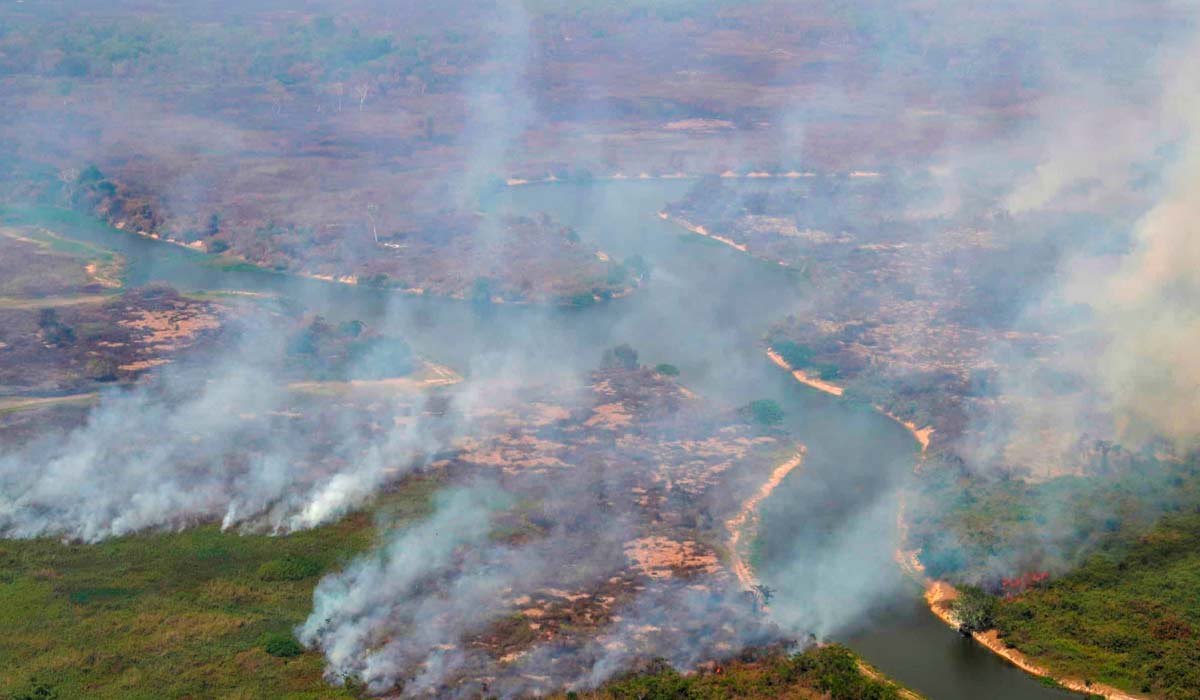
(918, 575, 1148, 700)
(725, 449, 805, 592)
(766, 341, 1150, 695)
(658, 211, 750, 253)
(765, 347, 845, 397)
(766, 347, 935, 454)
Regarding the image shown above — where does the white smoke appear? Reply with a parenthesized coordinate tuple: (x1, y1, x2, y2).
(0, 328, 440, 542)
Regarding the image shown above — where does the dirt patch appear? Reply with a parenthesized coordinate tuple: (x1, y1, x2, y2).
(624, 536, 720, 579)
(118, 305, 221, 353)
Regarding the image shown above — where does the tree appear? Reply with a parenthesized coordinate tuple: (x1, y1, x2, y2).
(654, 363, 680, 376)
(774, 340, 814, 368)
(741, 399, 784, 426)
(365, 203, 380, 243)
(85, 357, 119, 382)
(601, 344, 638, 370)
(330, 82, 345, 112)
(951, 585, 997, 633)
(470, 277, 494, 305)
(38, 309, 76, 347)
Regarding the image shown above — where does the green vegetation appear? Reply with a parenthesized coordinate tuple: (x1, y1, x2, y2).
(263, 633, 305, 659)
(773, 340, 814, 368)
(770, 340, 841, 381)
(564, 291, 599, 307)
(653, 363, 680, 376)
(553, 644, 908, 700)
(911, 452, 1200, 582)
(257, 554, 322, 582)
(950, 585, 996, 633)
(911, 452, 1200, 698)
(741, 399, 785, 426)
(993, 513, 1200, 699)
(0, 475, 439, 700)
(470, 277, 495, 304)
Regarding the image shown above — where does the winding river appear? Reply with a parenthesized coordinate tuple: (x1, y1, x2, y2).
(20, 180, 1080, 699)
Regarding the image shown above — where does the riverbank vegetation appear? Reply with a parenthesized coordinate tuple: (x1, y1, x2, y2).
(909, 452, 1200, 586)
(988, 514, 1200, 699)
(550, 644, 912, 700)
(909, 451, 1200, 699)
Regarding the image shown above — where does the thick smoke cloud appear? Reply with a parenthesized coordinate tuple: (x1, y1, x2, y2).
(1075, 134, 1200, 444)
(975, 12, 1200, 459)
(0, 326, 441, 541)
(299, 481, 780, 698)
(299, 485, 511, 695)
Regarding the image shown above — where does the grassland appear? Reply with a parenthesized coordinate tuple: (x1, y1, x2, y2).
(0, 475, 440, 700)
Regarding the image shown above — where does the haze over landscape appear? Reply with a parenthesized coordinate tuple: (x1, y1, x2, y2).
(1, 2, 1199, 699)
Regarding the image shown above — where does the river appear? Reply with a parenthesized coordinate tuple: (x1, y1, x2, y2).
(23, 179, 1081, 699)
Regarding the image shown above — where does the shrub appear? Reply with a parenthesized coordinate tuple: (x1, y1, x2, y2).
(654, 363, 680, 376)
(257, 554, 321, 582)
(263, 633, 303, 658)
(805, 645, 900, 700)
(12, 679, 57, 700)
(565, 291, 597, 307)
(84, 357, 119, 382)
(67, 587, 134, 605)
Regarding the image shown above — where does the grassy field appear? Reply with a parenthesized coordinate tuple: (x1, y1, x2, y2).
(0, 475, 440, 700)
(993, 513, 1200, 700)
